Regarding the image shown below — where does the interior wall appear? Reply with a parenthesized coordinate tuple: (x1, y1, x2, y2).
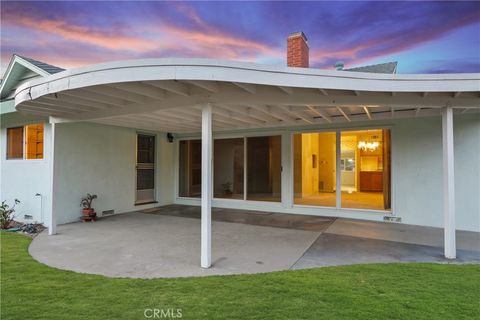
(54, 122, 174, 224)
(301, 133, 319, 195)
(318, 133, 336, 192)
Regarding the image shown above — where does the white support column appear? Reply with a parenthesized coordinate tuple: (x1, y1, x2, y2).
(442, 106, 456, 259)
(48, 118, 57, 235)
(201, 104, 213, 268)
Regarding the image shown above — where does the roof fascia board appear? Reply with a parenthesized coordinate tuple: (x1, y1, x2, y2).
(1, 55, 50, 99)
(15, 60, 480, 103)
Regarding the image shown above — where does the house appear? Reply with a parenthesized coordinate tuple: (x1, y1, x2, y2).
(1, 32, 479, 267)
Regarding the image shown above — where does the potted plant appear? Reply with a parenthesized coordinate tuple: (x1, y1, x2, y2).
(80, 194, 97, 219)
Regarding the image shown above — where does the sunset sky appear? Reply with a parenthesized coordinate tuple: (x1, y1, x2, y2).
(1, 1, 479, 75)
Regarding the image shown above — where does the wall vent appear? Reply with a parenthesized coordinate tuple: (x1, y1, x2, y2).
(24, 214, 33, 220)
(384, 216, 401, 223)
(102, 210, 114, 216)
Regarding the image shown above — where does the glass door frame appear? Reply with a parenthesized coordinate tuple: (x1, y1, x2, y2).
(175, 130, 284, 204)
(290, 125, 394, 214)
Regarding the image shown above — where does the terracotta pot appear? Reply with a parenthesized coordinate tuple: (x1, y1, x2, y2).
(82, 208, 94, 216)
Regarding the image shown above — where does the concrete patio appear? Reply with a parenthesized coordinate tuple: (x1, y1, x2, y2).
(29, 206, 480, 278)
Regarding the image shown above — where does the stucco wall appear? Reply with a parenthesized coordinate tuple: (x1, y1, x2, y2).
(0, 112, 51, 224)
(453, 114, 480, 231)
(175, 114, 480, 232)
(1, 111, 478, 231)
(393, 114, 479, 231)
(53, 122, 174, 224)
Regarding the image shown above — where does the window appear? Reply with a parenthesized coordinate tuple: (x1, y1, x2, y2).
(7, 124, 44, 160)
(7, 127, 24, 159)
(294, 129, 391, 210)
(178, 135, 282, 202)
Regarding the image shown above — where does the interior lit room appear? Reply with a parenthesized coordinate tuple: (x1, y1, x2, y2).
(293, 129, 390, 210)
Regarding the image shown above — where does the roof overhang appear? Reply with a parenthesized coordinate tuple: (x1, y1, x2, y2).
(1, 55, 51, 100)
(14, 58, 480, 133)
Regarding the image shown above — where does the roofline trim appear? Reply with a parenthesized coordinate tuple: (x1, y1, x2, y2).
(14, 58, 480, 107)
(1, 55, 51, 99)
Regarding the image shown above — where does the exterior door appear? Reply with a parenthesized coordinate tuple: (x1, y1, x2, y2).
(136, 134, 155, 204)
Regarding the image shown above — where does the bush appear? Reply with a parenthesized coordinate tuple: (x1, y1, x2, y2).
(0, 199, 20, 229)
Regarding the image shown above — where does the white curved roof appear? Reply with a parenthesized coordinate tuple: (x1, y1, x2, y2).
(13, 58, 480, 133)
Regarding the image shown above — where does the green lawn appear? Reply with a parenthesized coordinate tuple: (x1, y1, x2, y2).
(1, 232, 479, 320)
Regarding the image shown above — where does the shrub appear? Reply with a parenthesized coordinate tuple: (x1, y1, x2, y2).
(0, 199, 20, 229)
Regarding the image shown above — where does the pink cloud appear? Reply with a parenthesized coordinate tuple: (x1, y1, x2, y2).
(157, 23, 282, 60)
(2, 3, 282, 66)
(3, 13, 161, 52)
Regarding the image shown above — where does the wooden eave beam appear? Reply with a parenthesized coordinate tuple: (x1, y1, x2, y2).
(306, 106, 333, 123)
(336, 106, 351, 122)
(318, 88, 329, 96)
(281, 106, 314, 124)
(147, 80, 190, 97)
(63, 89, 129, 107)
(84, 86, 151, 105)
(232, 82, 257, 94)
(185, 80, 219, 93)
(277, 86, 293, 95)
(249, 105, 297, 123)
(110, 82, 166, 100)
(363, 106, 372, 120)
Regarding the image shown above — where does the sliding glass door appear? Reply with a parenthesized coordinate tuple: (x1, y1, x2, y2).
(178, 135, 281, 202)
(340, 129, 390, 210)
(178, 129, 390, 211)
(293, 128, 391, 211)
(293, 132, 336, 207)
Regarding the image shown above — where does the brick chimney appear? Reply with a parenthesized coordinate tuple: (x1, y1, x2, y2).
(287, 32, 309, 68)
